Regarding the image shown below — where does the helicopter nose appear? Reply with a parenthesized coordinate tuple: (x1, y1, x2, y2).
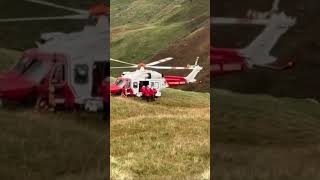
(110, 84, 121, 93)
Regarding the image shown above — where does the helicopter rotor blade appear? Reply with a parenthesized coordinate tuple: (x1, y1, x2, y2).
(0, 14, 88, 22)
(25, 0, 88, 14)
(212, 17, 269, 25)
(146, 57, 174, 66)
(147, 66, 196, 70)
(110, 66, 137, 69)
(110, 58, 137, 66)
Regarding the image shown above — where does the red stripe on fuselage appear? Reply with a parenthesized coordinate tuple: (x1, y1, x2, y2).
(164, 76, 187, 87)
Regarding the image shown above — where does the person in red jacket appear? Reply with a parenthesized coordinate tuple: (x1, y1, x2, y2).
(147, 86, 155, 101)
(152, 88, 157, 101)
(144, 85, 151, 101)
(141, 85, 147, 99)
(99, 78, 109, 121)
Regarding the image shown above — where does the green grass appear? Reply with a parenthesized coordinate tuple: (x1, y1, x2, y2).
(212, 89, 320, 180)
(110, 88, 210, 179)
(111, 23, 189, 65)
(110, 0, 209, 77)
(111, 0, 209, 27)
(0, 4, 107, 177)
(0, 48, 21, 71)
(0, 109, 107, 180)
(109, 2, 210, 176)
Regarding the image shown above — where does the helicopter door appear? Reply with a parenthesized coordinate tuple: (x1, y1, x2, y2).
(139, 81, 149, 92)
(50, 63, 66, 103)
(91, 61, 105, 97)
(73, 64, 90, 99)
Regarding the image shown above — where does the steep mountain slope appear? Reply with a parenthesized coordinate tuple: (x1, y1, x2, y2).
(212, 0, 320, 100)
(111, 0, 210, 91)
(150, 24, 210, 91)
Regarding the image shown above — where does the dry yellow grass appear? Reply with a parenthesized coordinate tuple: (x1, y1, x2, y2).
(110, 88, 210, 180)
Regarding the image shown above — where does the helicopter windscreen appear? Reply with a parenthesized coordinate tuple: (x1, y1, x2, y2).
(115, 79, 124, 87)
(114, 78, 130, 88)
(13, 57, 34, 74)
(23, 60, 51, 83)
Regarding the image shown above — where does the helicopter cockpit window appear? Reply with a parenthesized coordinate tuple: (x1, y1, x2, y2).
(133, 82, 138, 88)
(74, 64, 89, 84)
(147, 73, 151, 79)
(24, 60, 51, 83)
(115, 79, 124, 87)
(13, 58, 33, 74)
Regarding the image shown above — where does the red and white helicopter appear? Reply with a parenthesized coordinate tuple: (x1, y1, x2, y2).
(110, 57, 203, 98)
(211, 0, 296, 76)
(0, 0, 109, 111)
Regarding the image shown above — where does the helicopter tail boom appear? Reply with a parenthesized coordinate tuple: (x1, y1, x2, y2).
(184, 58, 203, 83)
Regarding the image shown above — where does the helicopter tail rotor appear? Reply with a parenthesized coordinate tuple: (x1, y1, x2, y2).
(185, 65, 203, 83)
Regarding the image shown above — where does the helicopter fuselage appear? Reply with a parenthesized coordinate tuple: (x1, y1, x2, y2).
(110, 70, 167, 97)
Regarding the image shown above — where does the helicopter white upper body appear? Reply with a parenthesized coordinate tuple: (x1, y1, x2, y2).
(0, 0, 109, 111)
(111, 57, 203, 98)
(118, 68, 168, 97)
(212, 0, 296, 68)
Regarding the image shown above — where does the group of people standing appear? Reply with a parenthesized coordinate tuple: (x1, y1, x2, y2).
(140, 85, 157, 101)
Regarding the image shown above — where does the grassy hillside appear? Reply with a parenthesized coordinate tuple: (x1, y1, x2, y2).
(212, 0, 320, 100)
(0, 48, 21, 71)
(0, 109, 107, 180)
(110, 0, 210, 89)
(111, 0, 208, 26)
(110, 88, 210, 179)
(0, 47, 106, 180)
(212, 89, 320, 180)
(149, 24, 210, 92)
(0, 1, 107, 178)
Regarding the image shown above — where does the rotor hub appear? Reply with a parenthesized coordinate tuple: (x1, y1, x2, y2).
(138, 63, 146, 69)
(90, 3, 109, 16)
